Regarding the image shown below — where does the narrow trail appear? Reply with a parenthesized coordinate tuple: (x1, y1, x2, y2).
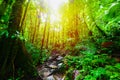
(37, 54, 65, 80)
(36, 43, 97, 80)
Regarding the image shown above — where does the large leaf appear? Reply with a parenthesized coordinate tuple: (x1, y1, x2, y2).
(106, 2, 120, 18)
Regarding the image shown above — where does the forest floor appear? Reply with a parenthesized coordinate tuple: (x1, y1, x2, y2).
(36, 42, 96, 80)
(37, 54, 65, 80)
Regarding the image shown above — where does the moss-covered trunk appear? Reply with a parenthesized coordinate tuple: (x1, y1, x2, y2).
(0, 0, 37, 79)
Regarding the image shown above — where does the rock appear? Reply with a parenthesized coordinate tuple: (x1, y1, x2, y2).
(38, 68, 51, 77)
(45, 75, 55, 80)
(58, 63, 63, 68)
(48, 56, 52, 60)
(37, 55, 64, 80)
(49, 64, 58, 69)
(53, 74, 64, 80)
(73, 70, 80, 80)
(56, 56, 63, 61)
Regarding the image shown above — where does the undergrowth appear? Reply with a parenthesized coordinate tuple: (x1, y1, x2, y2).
(64, 54, 120, 80)
(63, 40, 120, 80)
(25, 42, 50, 65)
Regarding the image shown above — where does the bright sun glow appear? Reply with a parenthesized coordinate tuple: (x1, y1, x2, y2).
(47, 0, 68, 23)
(50, 14, 60, 23)
(47, 0, 68, 11)
(34, 0, 68, 23)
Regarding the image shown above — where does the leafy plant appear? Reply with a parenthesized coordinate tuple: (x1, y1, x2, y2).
(63, 51, 120, 80)
(25, 42, 50, 65)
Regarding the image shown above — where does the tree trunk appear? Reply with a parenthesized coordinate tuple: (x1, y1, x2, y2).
(41, 16, 48, 50)
(0, 0, 38, 79)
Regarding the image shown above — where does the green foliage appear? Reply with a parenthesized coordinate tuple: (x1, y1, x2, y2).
(8, 68, 24, 80)
(25, 42, 50, 65)
(63, 52, 120, 80)
(23, 0, 120, 76)
(0, 0, 15, 39)
(0, 29, 9, 38)
(0, 0, 120, 79)
(94, 0, 120, 36)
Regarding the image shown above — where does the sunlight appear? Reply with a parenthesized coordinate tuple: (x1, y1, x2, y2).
(41, 13, 47, 22)
(51, 26, 62, 32)
(50, 13, 60, 23)
(34, 0, 68, 23)
(47, 0, 68, 23)
(47, 0, 68, 11)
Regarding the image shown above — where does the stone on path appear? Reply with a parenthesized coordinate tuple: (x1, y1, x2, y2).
(37, 55, 64, 80)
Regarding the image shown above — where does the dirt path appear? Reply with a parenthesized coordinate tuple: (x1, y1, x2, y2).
(37, 54, 65, 80)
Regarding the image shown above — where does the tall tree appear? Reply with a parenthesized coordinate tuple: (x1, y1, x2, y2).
(0, 0, 38, 79)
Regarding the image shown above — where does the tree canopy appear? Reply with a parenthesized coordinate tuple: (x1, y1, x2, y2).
(0, 0, 120, 79)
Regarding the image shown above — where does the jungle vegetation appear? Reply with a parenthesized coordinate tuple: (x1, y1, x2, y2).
(0, 0, 120, 79)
